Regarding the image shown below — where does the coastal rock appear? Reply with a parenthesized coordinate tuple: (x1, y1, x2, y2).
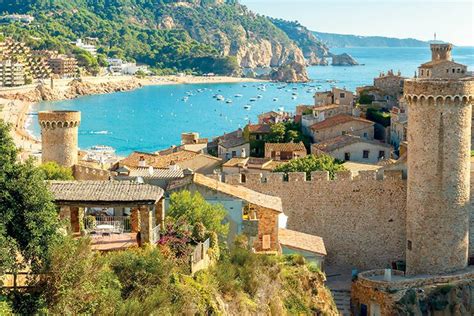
(331, 53, 359, 66)
(270, 61, 309, 83)
(0, 79, 142, 103)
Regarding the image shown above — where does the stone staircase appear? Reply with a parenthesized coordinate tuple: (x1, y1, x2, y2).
(331, 289, 351, 316)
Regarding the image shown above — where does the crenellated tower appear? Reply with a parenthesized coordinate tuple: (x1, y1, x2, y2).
(404, 48, 473, 275)
(38, 111, 81, 168)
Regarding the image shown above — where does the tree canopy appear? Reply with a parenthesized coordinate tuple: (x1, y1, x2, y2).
(37, 161, 74, 180)
(0, 120, 60, 275)
(273, 154, 346, 180)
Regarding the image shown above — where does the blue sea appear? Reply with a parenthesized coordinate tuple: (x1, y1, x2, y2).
(30, 47, 474, 155)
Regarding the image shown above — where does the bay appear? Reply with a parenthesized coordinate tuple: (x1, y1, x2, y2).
(30, 46, 474, 155)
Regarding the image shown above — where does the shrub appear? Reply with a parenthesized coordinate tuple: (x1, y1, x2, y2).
(273, 154, 346, 180)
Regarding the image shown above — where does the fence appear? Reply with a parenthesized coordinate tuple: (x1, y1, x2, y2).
(84, 215, 131, 232)
(190, 238, 210, 265)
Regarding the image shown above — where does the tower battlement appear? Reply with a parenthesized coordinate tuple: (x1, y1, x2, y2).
(430, 43, 453, 61)
(404, 78, 474, 100)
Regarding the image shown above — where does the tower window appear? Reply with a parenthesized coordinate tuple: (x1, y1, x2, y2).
(407, 240, 412, 251)
(452, 68, 455, 73)
(363, 150, 369, 159)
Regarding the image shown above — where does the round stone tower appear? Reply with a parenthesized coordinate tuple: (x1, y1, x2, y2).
(38, 111, 81, 168)
(404, 78, 473, 276)
(430, 43, 453, 61)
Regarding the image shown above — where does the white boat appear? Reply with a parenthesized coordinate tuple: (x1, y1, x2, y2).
(292, 96, 297, 100)
(244, 105, 251, 110)
(257, 95, 263, 99)
(226, 99, 233, 104)
(216, 95, 225, 101)
(250, 98, 257, 102)
(278, 107, 285, 112)
(182, 96, 189, 101)
(234, 94, 243, 98)
(292, 92, 298, 96)
(273, 98, 278, 102)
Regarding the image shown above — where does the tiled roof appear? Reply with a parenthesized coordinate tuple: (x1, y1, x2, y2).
(310, 114, 374, 131)
(313, 104, 340, 111)
(419, 59, 465, 69)
(128, 167, 184, 179)
(49, 181, 164, 204)
(119, 150, 199, 169)
(265, 142, 306, 153)
(223, 157, 248, 167)
(312, 135, 391, 153)
(278, 228, 327, 256)
(218, 130, 247, 149)
(168, 174, 283, 213)
(247, 124, 271, 134)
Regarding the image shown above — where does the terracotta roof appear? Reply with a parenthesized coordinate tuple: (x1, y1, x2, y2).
(218, 130, 248, 149)
(265, 142, 306, 153)
(310, 114, 374, 131)
(313, 104, 340, 111)
(168, 173, 283, 213)
(312, 135, 391, 153)
(247, 124, 271, 134)
(118, 150, 204, 169)
(278, 228, 327, 256)
(419, 59, 465, 69)
(49, 181, 164, 205)
(223, 157, 248, 167)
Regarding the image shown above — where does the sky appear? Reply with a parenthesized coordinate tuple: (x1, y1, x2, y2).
(240, 0, 474, 46)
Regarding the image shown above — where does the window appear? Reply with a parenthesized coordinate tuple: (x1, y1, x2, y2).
(446, 69, 449, 73)
(340, 92, 345, 98)
(452, 68, 455, 73)
(344, 152, 351, 161)
(363, 150, 369, 159)
(378, 151, 385, 159)
(363, 132, 368, 138)
(420, 69, 424, 76)
(232, 151, 237, 157)
(407, 240, 412, 251)
(457, 68, 460, 73)
(426, 70, 430, 76)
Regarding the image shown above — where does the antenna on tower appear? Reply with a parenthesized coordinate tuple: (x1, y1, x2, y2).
(434, 32, 437, 41)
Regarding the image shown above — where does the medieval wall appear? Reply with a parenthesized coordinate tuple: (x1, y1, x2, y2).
(73, 165, 110, 180)
(225, 170, 407, 270)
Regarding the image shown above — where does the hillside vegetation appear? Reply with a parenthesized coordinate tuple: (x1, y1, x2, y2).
(0, 0, 328, 77)
(313, 31, 428, 48)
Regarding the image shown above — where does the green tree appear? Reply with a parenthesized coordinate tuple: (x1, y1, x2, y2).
(0, 120, 60, 274)
(265, 122, 286, 143)
(38, 161, 74, 180)
(273, 154, 346, 180)
(167, 191, 228, 237)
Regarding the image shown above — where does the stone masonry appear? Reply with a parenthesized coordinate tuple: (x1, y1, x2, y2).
(38, 110, 81, 168)
(225, 170, 407, 270)
(404, 79, 473, 276)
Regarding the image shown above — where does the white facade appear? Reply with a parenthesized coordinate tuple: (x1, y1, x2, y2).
(313, 140, 391, 164)
(74, 39, 97, 56)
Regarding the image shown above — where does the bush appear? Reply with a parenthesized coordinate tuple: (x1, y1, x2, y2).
(37, 161, 74, 180)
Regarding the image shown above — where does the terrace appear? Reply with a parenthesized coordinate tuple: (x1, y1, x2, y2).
(48, 180, 165, 251)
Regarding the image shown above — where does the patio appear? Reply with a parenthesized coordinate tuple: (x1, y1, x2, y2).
(49, 180, 165, 250)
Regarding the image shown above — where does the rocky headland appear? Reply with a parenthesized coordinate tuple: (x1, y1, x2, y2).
(331, 53, 359, 66)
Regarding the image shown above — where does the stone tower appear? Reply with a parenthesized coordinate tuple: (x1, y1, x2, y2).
(430, 42, 453, 61)
(404, 45, 473, 276)
(38, 111, 81, 168)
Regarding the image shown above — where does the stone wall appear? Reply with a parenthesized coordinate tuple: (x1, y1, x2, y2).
(225, 170, 407, 269)
(73, 165, 110, 180)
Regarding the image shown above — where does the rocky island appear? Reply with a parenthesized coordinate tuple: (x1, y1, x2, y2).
(331, 53, 359, 66)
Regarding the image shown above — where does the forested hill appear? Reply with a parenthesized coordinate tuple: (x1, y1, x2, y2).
(0, 0, 329, 77)
(313, 31, 428, 48)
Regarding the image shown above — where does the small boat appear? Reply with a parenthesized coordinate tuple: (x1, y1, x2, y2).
(257, 95, 263, 99)
(292, 92, 298, 96)
(226, 99, 233, 104)
(234, 94, 243, 98)
(278, 107, 285, 112)
(250, 98, 257, 102)
(244, 105, 251, 110)
(292, 96, 297, 100)
(273, 98, 278, 102)
(182, 97, 189, 102)
(242, 84, 248, 88)
(216, 95, 225, 101)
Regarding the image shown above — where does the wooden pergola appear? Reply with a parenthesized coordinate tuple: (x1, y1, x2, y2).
(48, 180, 165, 246)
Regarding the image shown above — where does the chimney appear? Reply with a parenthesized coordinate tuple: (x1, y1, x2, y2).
(236, 128, 243, 138)
(138, 155, 147, 167)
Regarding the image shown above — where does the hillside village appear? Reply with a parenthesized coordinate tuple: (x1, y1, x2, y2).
(0, 42, 471, 315)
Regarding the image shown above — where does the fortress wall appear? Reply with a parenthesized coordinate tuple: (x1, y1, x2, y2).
(471, 171, 474, 257)
(225, 170, 407, 270)
(72, 165, 110, 181)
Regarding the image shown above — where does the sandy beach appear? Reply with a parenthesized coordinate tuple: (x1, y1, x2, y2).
(0, 75, 264, 160)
